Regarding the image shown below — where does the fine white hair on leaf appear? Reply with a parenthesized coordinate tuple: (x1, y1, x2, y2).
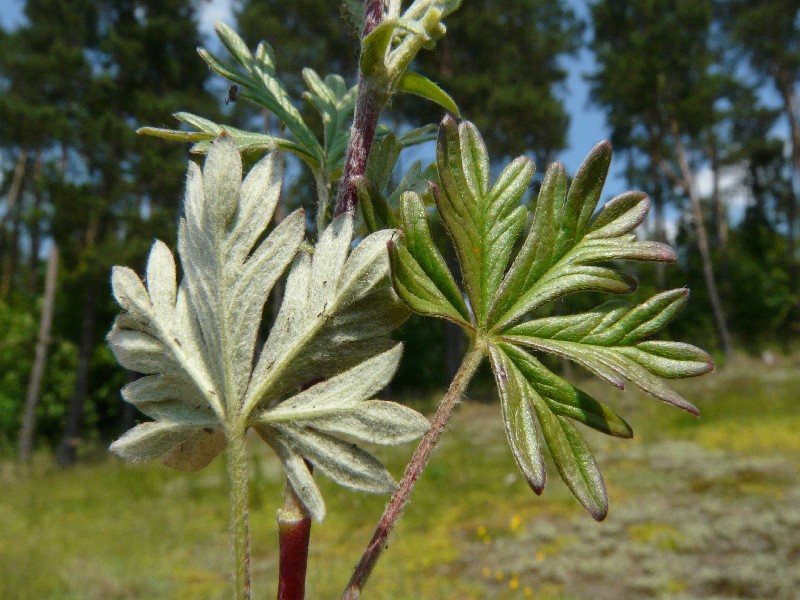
(108, 135, 425, 519)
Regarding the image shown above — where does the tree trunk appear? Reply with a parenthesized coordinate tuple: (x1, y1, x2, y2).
(670, 123, 733, 357)
(710, 142, 730, 287)
(17, 245, 59, 463)
(647, 157, 667, 289)
(28, 149, 44, 292)
(1, 151, 28, 297)
(56, 286, 98, 467)
(774, 68, 800, 295)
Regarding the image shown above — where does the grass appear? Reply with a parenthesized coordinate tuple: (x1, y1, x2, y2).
(1, 353, 799, 599)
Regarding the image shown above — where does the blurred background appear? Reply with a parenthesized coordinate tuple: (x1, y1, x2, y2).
(1, 1, 798, 598)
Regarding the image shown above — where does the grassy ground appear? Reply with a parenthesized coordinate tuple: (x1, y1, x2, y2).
(1, 354, 799, 599)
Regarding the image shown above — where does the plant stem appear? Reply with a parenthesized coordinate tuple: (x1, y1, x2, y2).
(276, 478, 313, 600)
(227, 424, 251, 600)
(341, 343, 486, 600)
(334, 0, 386, 217)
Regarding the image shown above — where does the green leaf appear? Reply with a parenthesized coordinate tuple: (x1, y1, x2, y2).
(397, 71, 460, 116)
(360, 19, 396, 78)
(214, 21, 254, 71)
(361, 2, 458, 95)
(356, 176, 395, 233)
(301, 68, 357, 174)
(554, 141, 613, 260)
(366, 133, 402, 190)
(488, 148, 675, 330)
(488, 345, 546, 493)
(387, 118, 711, 520)
(389, 191, 470, 325)
(489, 161, 566, 322)
(504, 290, 712, 414)
(489, 343, 609, 520)
(499, 343, 632, 438)
(537, 411, 608, 521)
(586, 191, 650, 239)
(395, 124, 438, 147)
(435, 116, 532, 324)
(138, 112, 319, 169)
(197, 24, 323, 165)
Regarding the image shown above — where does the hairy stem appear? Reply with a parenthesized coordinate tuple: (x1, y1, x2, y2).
(227, 424, 251, 600)
(341, 343, 486, 599)
(334, 0, 386, 217)
(276, 478, 313, 600)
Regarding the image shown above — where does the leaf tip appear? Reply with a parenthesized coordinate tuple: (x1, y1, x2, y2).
(660, 245, 678, 262)
(440, 113, 458, 130)
(594, 140, 613, 158)
(590, 504, 609, 522)
(530, 478, 545, 495)
(684, 402, 701, 417)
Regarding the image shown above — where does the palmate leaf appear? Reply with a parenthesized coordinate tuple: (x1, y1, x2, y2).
(109, 134, 426, 520)
(390, 116, 712, 520)
(109, 134, 303, 469)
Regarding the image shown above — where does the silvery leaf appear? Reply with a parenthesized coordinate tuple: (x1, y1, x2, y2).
(109, 135, 303, 471)
(109, 134, 427, 508)
(244, 213, 410, 413)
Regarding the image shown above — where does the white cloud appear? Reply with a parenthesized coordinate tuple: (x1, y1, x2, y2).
(695, 163, 750, 223)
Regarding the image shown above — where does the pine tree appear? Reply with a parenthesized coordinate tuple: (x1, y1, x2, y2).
(720, 0, 800, 297)
(56, 0, 218, 465)
(589, 0, 734, 357)
(410, 0, 582, 162)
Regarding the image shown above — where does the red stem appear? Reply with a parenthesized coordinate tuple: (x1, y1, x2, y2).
(277, 508, 312, 600)
(334, 0, 386, 217)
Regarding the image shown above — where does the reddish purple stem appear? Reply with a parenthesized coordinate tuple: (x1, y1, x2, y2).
(334, 0, 386, 217)
(277, 511, 312, 600)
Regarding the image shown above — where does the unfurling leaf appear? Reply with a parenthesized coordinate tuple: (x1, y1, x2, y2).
(360, 1, 460, 110)
(390, 116, 712, 518)
(109, 134, 427, 519)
